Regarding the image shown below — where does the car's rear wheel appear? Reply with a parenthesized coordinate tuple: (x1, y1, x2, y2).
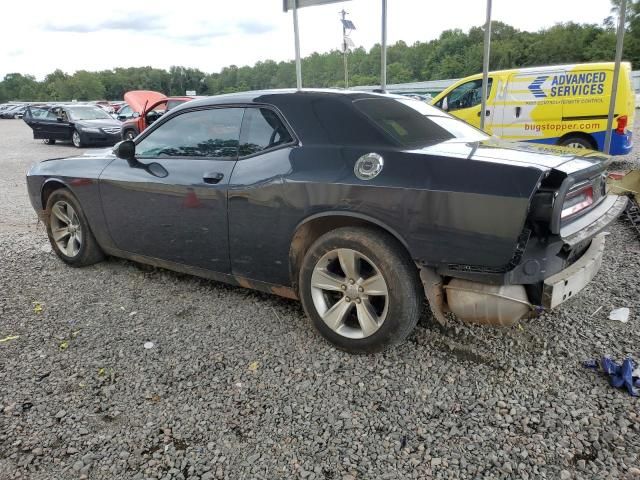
(46, 189, 104, 267)
(72, 130, 83, 148)
(559, 135, 594, 150)
(299, 226, 422, 353)
(43, 139, 56, 145)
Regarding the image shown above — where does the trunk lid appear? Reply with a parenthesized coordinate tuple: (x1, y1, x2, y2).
(417, 138, 608, 172)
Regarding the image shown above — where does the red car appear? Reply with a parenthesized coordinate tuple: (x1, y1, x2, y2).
(119, 91, 194, 140)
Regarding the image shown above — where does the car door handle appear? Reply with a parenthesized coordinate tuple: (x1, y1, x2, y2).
(203, 172, 224, 184)
(477, 110, 491, 117)
(515, 106, 521, 118)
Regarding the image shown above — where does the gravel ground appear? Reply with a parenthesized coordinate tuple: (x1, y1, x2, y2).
(1, 118, 640, 480)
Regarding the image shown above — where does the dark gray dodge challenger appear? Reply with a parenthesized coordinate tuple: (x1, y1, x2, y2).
(26, 90, 627, 352)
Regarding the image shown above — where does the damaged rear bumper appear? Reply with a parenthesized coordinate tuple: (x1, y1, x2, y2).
(542, 232, 606, 309)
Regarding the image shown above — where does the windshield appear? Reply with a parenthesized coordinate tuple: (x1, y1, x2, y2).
(67, 106, 111, 121)
(353, 97, 488, 147)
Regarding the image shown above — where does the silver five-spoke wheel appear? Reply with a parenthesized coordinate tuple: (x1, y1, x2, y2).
(72, 131, 82, 148)
(310, 248, 389, 339)
(50, 201, 82, 257)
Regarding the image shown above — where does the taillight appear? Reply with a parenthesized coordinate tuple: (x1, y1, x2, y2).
(561, 184, 594, 219)
(616, 115, 628, 134)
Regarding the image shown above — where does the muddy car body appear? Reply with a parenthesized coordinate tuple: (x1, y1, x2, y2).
(25, 90, 626, 352)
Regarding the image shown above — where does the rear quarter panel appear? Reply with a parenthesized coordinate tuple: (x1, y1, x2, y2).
(282, 144, 545, 270)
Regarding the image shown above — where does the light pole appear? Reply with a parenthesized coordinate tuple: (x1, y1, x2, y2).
(339, 10, 356, 89)
(480, 0, 492, 131)
(381, 0, 387, 92)
(604, 0, 627, 154)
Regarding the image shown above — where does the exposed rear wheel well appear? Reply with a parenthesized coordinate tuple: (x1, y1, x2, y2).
(41, 181, 68, 210)
(557, 132, 597, 150)
(289, 215, 411, 291)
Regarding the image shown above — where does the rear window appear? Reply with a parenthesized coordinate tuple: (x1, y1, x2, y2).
(353, 97, 488, 147)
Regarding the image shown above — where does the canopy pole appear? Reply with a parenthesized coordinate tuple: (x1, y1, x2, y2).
(381, 0, 387, 92)
(293, 0, 302, 90)
(604, 0, 627, 154)
(480, 0, 492, 131)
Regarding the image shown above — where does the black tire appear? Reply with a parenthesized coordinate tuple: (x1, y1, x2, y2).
(43, 139, 56, 145)
(123, 130, 136, 141)
(45, 189, 104, 267)
(71, 130, 83, 148)
(299, 226, 423, 353)
(558, 135, 594, 150)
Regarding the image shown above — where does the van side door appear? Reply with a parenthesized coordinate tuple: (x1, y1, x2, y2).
(496, 70, 563, 144)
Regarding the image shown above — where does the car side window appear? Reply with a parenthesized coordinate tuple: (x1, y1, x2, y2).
(437, 78, 493, 112)
(238, 108, 293, 157)
(45, 109, 58, 120)
(136, 108, 243, 159)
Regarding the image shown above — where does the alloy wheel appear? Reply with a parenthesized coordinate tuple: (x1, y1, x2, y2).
(310, 248, 389, 339)
(566, 142, 586, 149)
(72, 131, 81, 147)
(50, 201, 82, 257)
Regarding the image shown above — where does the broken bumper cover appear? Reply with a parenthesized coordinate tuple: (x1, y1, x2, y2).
(542, 232, 606, 309)
(561, 195, 628, 247)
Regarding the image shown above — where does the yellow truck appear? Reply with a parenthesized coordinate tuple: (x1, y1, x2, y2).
(431, 62, 634, 155)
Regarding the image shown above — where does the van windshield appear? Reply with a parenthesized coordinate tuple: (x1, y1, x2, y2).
(353, 97, 488, 147)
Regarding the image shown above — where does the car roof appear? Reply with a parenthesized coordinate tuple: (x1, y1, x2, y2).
(173, 88, 405, 111)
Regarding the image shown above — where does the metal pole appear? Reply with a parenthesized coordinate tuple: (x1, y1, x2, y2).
(604, 0, 627, 154)
(381, 0, 387, 92)
(341, 9, 348, 88)
(293, 0, 302, 90)
(480, 0, 492, 131)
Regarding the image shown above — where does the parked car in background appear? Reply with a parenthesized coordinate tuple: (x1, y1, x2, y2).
(0, 103, 17, 113)
(94, 101, 115, 114)
(0, 104, 25, 119)
(9, 105, 28, 118)
(431, 62, 634, 155)
(115, 104, 135, 121)
(110, 101, 126, 114)
(23, 104, 122, 147)
(120, 90, 193, 140)
(25, 90, 626, 352)
(401, 93, 432, 102)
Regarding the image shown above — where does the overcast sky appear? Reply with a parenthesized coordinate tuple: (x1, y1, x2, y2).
(1, 0, 613, 80)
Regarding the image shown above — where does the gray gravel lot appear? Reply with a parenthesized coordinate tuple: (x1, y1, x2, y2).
(1, 118, 640, 480)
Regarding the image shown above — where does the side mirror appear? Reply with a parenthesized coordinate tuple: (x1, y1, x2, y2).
(132, 112, 140, 118)
(114, 140, 136, 163)
(442, 97, 449, 112)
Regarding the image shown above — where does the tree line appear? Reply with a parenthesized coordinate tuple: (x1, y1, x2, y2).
(1, 12, 639, 102)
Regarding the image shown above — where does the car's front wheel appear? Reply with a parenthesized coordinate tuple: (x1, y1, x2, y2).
(299, 226, 422, 353)
(46, 189, 104, 267)
(123, 130, 136, 141)
(71, 130, 84, 148)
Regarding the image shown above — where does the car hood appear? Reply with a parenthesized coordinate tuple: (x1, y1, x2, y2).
(75, 119, 122, 129)
(416, 138, 608, 173)
(124, 90, 166, 114)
